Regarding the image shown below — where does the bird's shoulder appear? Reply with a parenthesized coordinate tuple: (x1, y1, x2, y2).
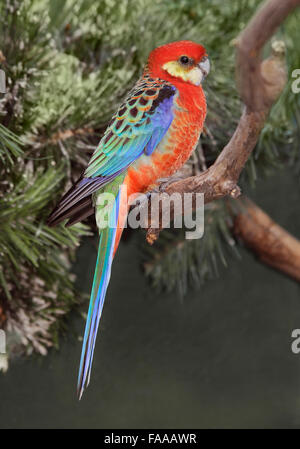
(104, 73, 177, 139)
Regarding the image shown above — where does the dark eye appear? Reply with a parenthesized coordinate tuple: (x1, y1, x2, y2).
(179, 55, 189, 65)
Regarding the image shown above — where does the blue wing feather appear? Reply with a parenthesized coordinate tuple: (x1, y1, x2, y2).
(145, 96, 174, 155)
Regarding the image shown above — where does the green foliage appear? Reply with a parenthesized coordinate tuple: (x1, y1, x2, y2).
(0, 124, 23, 163)
(0, 124, 90, 356)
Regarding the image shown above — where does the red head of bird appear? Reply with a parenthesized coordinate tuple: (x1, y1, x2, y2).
(147, 40, 210, 88)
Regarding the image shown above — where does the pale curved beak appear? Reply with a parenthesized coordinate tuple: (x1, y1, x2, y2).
(198, 56, 210, 80)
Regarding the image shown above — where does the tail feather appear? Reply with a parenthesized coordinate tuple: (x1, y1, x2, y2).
(77, 192, 120, 399)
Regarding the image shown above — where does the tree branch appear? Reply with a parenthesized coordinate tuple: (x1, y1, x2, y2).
(233, 198, 300, 282)
(145, 0, 298, 244)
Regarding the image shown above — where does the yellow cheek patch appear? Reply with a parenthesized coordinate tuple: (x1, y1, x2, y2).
(162, 61, 188, 80)
(162, 61, 203, 86)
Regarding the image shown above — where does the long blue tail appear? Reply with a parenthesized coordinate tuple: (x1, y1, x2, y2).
(77, 192, 120, 399)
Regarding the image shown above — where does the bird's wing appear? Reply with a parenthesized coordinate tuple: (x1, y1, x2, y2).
(47, 75, 176, 226)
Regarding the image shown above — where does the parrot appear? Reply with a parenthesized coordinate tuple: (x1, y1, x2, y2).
(47, 40, 210, 399)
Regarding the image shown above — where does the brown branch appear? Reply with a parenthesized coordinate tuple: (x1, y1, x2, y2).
(233, 199, 300, 282)
(145, 0, 298, 244)
(0, 50, 6, 64)
(0, 304, 6, 327)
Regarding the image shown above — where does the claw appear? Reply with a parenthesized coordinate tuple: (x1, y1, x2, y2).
(157, 175, 186, 192)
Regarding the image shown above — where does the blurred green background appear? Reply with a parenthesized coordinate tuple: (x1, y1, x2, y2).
(1, 167, 300, 429)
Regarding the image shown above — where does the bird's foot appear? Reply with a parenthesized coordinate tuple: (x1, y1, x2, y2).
(156, 174, 187, 192)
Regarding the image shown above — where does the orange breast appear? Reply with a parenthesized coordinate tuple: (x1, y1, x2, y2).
(126, 86, 206, 196)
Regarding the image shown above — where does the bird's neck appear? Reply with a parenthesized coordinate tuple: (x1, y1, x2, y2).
(144, 66, 206, 112)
